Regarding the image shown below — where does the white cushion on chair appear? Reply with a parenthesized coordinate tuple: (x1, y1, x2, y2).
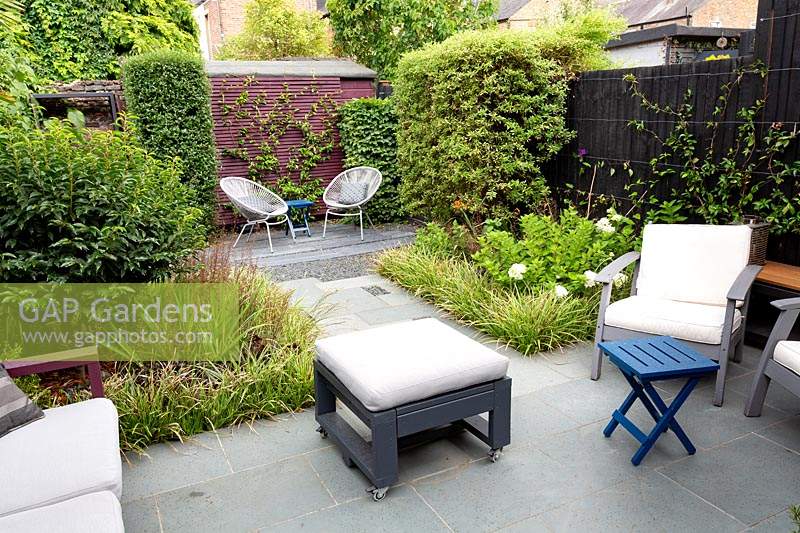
(0, 491, 123, 533)
(775, 341, 800, 375)
(315, 318, 509, 411)
(0, 398, 122, 517)
(604, 296, 742, 345)
(636, 224, 752, 306)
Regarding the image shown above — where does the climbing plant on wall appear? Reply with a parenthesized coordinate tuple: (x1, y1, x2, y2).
(219, 77, 339, 202)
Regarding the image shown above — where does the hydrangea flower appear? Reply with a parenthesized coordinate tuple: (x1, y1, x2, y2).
(508, 263, 527, 281)
(554, 285, 569, 298)
(584, 270, 598, 288)
(613, 272, 629, 287)
(595, 217, 615, 233)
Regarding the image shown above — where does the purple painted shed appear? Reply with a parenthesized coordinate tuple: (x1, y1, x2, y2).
(206, 60, 377, 225)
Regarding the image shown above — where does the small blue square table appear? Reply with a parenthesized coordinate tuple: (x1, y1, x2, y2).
(285, 199, 314, 237)
(598, 336, 719, 466)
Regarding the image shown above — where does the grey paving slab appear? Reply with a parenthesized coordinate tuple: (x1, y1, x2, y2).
(215, 410, 330, 472)
(268, 486, 450, 532)
(277, 277, 326, 309)
(537, 343, 598, 380)
(156, 456, 334, 532)
(727, 372, 800, 415)
(319, 313, 373, 336)
(323, 286, 390, 314)
(411, 443, 618, 532)
(121, 496, 162, 533)
(531, 373, 634, 426)
(505, 354, 574, 398)
(497, 515, 552, 532)
(508, 392, 583, 448)
(746, 510, 798, 532)
(537, 470, 743, 532)
(356, 301, 442, 325)
(121, 431, 231, 503)
(320, 274, 391, 291)
(755, 415, 800, 454)
(658, 434, 800, 526)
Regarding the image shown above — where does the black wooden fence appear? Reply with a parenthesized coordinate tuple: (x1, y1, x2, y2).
(551, 0, 800, 266)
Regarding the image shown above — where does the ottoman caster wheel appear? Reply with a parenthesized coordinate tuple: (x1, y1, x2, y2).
(342, 455, 355, 468)
(316, 426, 328, 439)
(488, 448, 503, 463)
(367, 486, 388, 502)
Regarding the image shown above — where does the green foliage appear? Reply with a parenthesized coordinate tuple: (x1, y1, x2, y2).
(473, 209, 636, 296)
(791, 505, 800, 533)
(218, 78, 337, 202)
(625, 65, 800, 235)
(123, 50, 218, 221)
(327, 0, 495, 79)
(529, 9, 626, 77)
(18, 255, 320, 451)
(394, 30, 573, 224)
(21, 0, 198, 81)
(0, 0, 23, 33)
(338, 97, 403, 222)
(0, 40, 40, 127)
(218, 0, 331, 60)
(0, 119, 206, 282)
(377, 245, 596, 355)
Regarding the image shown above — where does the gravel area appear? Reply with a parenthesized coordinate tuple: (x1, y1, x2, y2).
(266, 251, 382, 282)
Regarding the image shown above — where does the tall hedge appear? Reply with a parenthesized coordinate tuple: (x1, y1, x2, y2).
(338, 98, 404, 223)
(393, 30, 574, 224)
(123, 50, 217, 221)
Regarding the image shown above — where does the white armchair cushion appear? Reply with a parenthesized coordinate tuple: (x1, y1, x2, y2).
(316, 318, 509, 411)
(0, 491, 123, 533)
(775, 341, 800, 375)
(604, 296, 742, 345)
(636, 224, 752, 306)
(0, 398, 122, 517)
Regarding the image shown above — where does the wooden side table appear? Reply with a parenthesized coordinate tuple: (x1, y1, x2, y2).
(598, 336, 719, 465)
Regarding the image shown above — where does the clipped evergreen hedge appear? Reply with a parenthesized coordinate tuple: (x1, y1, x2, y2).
(393, 30, 574, 224)
(338, 97, 404, 223)
(123, 50, 217, 221)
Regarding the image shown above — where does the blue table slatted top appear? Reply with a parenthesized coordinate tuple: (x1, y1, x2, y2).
(598, 337, 719, 381)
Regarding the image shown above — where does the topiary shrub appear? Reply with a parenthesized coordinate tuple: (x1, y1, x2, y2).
(393, 30, 574, 225)
(0, 119, 206, 282)
(337, 97, 404, 223)
(123, 50, 217, 222)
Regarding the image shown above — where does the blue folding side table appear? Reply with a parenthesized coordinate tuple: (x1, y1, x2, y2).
(598, 336, 719, 466)
(285, 199, 314, 237)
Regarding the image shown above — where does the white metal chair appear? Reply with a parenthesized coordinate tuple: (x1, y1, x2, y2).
(744, 297, 800, 417)
(322, 166, 382, 241)
(591, 224, 762, 406)
(219, 177, 291, 253)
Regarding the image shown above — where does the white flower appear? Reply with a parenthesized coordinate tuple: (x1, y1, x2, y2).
(595, 217, 616, 234)
(508, 263, 527, 281)
(554, 284, 569, 298)
(609, 210, 624, 223)
(613, 272, 629, 288)
(583, 270, 598, 288)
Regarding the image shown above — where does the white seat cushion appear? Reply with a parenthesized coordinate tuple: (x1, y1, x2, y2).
(316, 318, 509, 411)
(775, 341, 800, 375)
(636, 224, 752, 306)
(0, 398, 122, 517)
(604, 296, 742, 345)
(0, 491, 123, 533)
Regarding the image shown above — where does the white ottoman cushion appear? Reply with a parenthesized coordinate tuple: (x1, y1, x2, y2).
(0, 491, 123, 533)
(316, 318, 509, 411)
(604, 296, 742, 345)
(0, 398, 122, 517)
(775, 341, 800, 375)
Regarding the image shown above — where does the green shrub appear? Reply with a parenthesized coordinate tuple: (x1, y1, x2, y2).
(394, 30, 573, 224)
(338, 97, 404, 223)
(123, 50, 217, 221)
(473, 209, 637, 296)
(0, 119, 206, 282)
(377, 246, 595, 354)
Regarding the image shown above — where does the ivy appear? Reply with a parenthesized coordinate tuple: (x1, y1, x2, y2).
(624, 64, 800, 235)
(338, 98, 404, 222)
(219, 77, 338, 202)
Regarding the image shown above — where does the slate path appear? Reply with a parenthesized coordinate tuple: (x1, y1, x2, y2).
(122, 275, 800, 533)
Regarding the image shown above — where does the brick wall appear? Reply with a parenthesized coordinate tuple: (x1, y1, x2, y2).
(693, 0, 759, 28)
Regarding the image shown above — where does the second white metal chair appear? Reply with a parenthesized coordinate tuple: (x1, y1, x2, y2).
(322, 167, 382, 241)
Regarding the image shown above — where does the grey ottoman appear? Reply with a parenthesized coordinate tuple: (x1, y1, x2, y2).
(314, 318, 511, 501)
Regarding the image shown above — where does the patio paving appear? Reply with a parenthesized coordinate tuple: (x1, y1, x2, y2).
(121, 275, 800, 532)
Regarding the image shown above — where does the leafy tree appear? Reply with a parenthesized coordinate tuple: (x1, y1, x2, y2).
(103, 0, 199, 56)
(218, 0, 331, 60)
(327, 0, 496, 79)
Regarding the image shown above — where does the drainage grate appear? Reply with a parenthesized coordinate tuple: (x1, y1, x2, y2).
(362, 285, 390, 296)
